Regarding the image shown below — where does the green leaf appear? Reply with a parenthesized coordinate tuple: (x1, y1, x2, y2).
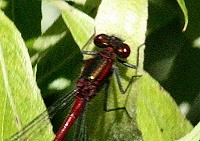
(52, 0, 95, 50)
(176, 121, 200, 141)
(0, 10, 54, 140)
(0, 0, 8, 9)
(177, 0, 188, 31)
(136, 73, 193, 141)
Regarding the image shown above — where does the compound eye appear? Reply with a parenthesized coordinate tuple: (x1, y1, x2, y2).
(117, 44, 130, 58)
(94, 34, 109, 48)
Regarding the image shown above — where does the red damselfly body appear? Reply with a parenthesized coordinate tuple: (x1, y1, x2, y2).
(8, 34, 138, 141)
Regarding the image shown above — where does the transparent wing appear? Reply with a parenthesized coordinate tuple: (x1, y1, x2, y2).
(7, 90, 76, 141)
(73, 104, 88, 141)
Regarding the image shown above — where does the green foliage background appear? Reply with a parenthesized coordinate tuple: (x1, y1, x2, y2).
(0, 0, 200, 141)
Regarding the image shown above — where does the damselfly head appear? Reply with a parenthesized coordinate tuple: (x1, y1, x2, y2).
(94, 34, 131, 58)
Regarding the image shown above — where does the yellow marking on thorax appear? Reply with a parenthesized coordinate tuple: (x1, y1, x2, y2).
(89, 60, 107, 80)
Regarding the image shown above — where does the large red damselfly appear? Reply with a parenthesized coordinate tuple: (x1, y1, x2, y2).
(8, 34, 138, 141)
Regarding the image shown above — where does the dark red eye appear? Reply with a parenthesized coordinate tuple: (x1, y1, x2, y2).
(116, 44, 130, 58)
(94, 34, 110, 48)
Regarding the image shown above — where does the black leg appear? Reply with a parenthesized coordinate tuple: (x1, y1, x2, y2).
(103, 79, 126, 112)
(103, 70, 141, 112)
(117, 59, 137, 69)
(103, 80, 110, 111)
(81, 31, 96, 50)
(112, 65, 141, 94)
